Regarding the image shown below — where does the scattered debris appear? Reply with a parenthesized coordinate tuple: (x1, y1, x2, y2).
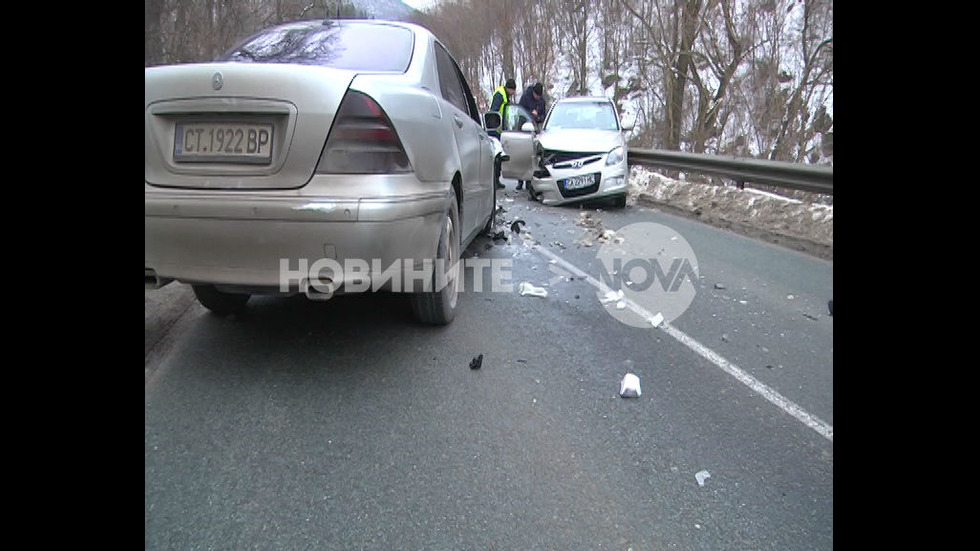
(802, 312, 819, 321)
(516, 359, 527, 364)
(619, 373, 641, 398)
(518, 282, 548, 298)
(490, 230, 506, 241)
(469, 354, 483, 370)
(713, 283, 726, 290)
(574, 212, 623, 246)
(787, 294, 795, 300)
(616, 301, 626, 310)
(695, 470, 711, 487)
(599, 229, 624, 244)
(649, 313, 665, 327)
(510, 219, 526, 234)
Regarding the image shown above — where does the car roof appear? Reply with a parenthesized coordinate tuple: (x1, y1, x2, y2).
(555, 96, 613, 104)
(269, 18, 425, 34)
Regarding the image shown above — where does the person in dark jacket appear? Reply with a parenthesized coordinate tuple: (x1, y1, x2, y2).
(516, 82, 546, 190)
(519, 82, 546, 127)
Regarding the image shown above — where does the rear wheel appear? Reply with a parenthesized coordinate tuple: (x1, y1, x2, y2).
(192, 285, 250, 316)
(410, 188, 461, 325)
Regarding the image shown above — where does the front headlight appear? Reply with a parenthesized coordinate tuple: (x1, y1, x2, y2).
(605, 146, 624, 166)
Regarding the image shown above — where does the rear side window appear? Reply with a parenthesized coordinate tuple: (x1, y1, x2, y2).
(220, 22, 414, 72)
(434, 44, 467, 114)
(434, 42, 480, 123)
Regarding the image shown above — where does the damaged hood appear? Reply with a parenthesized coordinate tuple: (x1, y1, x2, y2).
(536, 129, 625, 154)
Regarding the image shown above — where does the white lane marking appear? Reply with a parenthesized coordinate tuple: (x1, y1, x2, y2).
(530, 243, 834, 442)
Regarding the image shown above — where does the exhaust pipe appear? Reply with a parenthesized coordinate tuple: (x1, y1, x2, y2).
(303, 278, 336, 301)
(145, 268, 172, 290)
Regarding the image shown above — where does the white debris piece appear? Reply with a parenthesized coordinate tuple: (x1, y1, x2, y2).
(616, 300, 627, 310)
(518, 282, 548, 298)
(601, 289, 625, 304)
(619, 373, 641, 398)
(649, 313, 665, 327)
(695, 470, 711, 487)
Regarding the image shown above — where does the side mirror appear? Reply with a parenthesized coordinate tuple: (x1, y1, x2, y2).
(483, 112, 501, 132)
(520, 122, 535, 133)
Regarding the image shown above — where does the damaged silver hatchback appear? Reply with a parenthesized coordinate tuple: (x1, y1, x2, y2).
(493, 96, 631, 207)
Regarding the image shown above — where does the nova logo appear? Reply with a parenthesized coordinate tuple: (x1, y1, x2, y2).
(598, 257, 698, 293)
(595, 222, 699, 327)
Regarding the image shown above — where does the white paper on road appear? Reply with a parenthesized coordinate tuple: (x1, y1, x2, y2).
(601, 289, 624, 304)
(619, 373, 641, 398)
(695, 470, 711, 487)
(518, 282, 548, 298)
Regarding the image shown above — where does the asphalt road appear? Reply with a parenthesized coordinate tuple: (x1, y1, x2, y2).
(145, 180, 833, 550)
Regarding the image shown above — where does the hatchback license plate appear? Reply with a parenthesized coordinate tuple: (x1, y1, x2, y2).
(174, 122, 273, 164)
(563, 174, 595, 190)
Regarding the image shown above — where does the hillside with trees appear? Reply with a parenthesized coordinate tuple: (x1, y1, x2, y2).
(145, 0, 832, 164)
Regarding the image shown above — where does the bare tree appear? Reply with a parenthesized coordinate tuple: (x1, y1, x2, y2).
(768, 0, 832, 161)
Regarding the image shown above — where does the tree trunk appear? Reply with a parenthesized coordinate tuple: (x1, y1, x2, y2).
(665, 0, 701, 151)
(145, 0, 164, 66)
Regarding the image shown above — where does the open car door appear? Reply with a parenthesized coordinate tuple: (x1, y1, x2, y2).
(498, 104, 536, 181)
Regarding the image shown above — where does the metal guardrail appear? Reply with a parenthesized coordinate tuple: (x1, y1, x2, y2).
(627, 149, 833, 196)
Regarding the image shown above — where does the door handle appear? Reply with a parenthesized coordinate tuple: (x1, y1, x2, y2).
(453, 116, 464, 128)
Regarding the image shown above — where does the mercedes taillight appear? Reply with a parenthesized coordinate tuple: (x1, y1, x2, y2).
(317, 91, 413, 174)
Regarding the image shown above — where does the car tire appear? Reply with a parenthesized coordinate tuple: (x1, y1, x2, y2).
(613, 194, 627, 209)
(192, 284, 250, 316)
(410, 188, 461, 325)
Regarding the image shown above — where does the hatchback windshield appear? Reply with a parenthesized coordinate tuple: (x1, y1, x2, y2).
(219, 21, 414, 72)
(545, 101, 619, 131)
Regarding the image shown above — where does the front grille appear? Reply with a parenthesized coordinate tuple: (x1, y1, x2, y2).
(543, 150, 604, 166)
(558, 173, 601, 198)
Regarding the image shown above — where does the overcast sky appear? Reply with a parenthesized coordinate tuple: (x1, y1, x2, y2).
(401, 0, 441, 11)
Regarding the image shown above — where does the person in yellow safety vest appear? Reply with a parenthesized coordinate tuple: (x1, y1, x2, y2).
(488, 78, 517, 138)
(489, 78, 517, 189)
(490, 78, 517, 114)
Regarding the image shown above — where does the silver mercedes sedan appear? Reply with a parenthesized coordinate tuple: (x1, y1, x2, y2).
(499, 96, 631, 207)
(145, 20, 497, 324)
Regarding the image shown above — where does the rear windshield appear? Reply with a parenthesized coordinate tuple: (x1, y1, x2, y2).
(220, 21, 414, 72)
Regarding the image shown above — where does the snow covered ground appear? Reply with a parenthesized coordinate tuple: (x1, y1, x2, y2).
(626, 166, 833, 260)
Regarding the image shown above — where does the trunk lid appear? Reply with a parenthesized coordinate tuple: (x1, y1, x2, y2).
(145, 62, 356, 190)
